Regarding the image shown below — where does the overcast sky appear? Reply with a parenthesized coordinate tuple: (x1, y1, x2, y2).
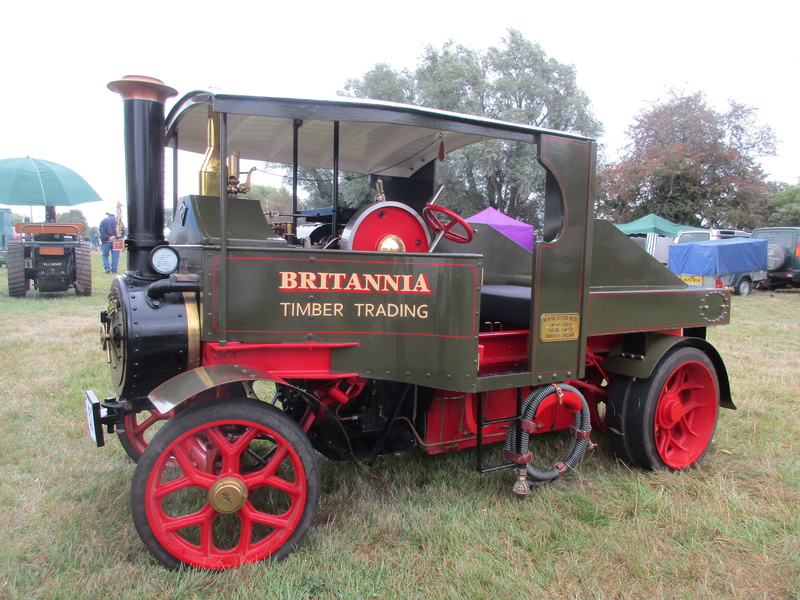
(2, 0, 797, 225)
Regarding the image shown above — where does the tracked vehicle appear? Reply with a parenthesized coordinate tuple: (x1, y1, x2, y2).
(7, 209, 92, 297)
(86, 76, 733, 570)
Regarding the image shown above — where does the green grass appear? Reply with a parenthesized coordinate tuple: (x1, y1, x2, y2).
(0, 256, 798, 599)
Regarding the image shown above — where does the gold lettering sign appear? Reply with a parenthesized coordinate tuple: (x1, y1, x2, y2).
(540, 313, 580, 342)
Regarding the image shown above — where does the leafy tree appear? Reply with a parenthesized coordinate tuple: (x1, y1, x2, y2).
(280, 168, 376, 211)
(769, 184, 800, 226)
(56, 209, 88, 227)
(242, 183, 297, 216)
(342, 64, 416, 104)
(598, 91, 776, 229)
(336, 29, 603, 224)
(53, 209, 101, 238)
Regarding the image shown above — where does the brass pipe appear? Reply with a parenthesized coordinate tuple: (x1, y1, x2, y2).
(199, 112, 221, 196)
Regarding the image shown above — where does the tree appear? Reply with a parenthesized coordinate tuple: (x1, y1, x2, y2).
(598, 91, 776, 229)
(242, 183, 298, 216)
(769, 184, 800, 226)
(56, 209, 88, 227)
(338, 29, 603, 224)
(342, 63, 416, 104)
(54, 209, 100, 238)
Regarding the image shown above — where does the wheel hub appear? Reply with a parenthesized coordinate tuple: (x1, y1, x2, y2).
(657, 392, 684, 428)
(208, 477, 248, 513)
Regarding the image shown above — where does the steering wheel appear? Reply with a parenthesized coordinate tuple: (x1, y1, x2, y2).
(422, 205, 474, 244)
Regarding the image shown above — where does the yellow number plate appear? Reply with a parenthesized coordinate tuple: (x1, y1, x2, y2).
(682, 276, 702, 284)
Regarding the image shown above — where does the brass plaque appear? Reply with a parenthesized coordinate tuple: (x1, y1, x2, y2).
(540, 313, 580, 342)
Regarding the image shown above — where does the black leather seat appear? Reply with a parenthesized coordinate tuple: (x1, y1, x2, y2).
(480, 285, 531, 329)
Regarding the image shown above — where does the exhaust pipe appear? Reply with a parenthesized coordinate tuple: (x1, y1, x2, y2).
(108, 75, 177, 278)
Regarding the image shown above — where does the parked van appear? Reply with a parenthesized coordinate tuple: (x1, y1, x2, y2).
(751, 227, 800, 289)
(674, 229, 751, 244)
(626, 232, 673, 264)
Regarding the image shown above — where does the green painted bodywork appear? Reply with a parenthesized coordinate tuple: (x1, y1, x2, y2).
(156, 92, 730, 407)
(205, 246, 482, 389)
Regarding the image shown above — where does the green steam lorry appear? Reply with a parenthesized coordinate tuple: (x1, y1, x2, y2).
(86, 76, 733, 570)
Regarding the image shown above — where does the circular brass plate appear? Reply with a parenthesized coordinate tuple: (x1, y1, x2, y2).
(208, 477, 248, 514)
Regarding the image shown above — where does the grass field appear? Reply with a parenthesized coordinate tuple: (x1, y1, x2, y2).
(0, 253, 798, 599)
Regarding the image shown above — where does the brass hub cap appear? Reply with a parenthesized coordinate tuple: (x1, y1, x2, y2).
(208, 477, 248, 514)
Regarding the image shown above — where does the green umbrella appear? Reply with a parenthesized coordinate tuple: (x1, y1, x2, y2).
(0, 156, 103, 207)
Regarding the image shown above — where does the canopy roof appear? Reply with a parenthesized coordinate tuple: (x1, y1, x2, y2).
(166, 92, 593, 178)
(615, 214, 686, 237)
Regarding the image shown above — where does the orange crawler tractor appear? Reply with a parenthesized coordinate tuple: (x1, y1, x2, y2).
(7, 216, 92, 297)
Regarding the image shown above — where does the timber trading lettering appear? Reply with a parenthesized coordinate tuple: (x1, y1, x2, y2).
(279, 302, 429, 318)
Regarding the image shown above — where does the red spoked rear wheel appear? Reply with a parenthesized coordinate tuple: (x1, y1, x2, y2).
(607, 346, 719, 470)
(131, 397, 320, 570)
(652, 359, 718, 469)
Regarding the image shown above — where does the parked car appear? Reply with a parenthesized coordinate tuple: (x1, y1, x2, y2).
(674, 229, 751, 244)
(751, 226, 800, 289)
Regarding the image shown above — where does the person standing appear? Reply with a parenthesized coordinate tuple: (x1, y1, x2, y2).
(99, 211, 119, 274)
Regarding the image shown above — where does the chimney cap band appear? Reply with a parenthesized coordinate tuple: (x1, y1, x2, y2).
(108, 75, 177, 104)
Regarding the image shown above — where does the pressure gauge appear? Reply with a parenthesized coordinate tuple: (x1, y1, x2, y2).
(149, 246, 180, 275)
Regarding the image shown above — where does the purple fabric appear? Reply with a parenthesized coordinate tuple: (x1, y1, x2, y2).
(466, 207, 534, 252)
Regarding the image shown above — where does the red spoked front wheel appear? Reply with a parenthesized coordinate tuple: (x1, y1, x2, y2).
(130, 397, 320, 570)
(119, 408, 176, 462)
(120, 384, 249, 462)
(607, 346, 720, 470)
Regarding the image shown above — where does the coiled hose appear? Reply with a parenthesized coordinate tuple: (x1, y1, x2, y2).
(504, 384, 591, 486)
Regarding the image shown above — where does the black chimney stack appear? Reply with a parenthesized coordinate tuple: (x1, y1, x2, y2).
(108, 76, 177, 278)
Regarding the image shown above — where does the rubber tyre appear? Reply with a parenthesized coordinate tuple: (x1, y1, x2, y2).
(74, 242, 92, 296)
(606, 346, 719, 471)
(766, 244, 788, 271)
(131, 397, 320, 570)
(734, 277, 751, 296)
(6, 242, 27, 297)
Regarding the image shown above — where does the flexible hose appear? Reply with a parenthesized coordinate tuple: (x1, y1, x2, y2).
(504, 384, 591, 485)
